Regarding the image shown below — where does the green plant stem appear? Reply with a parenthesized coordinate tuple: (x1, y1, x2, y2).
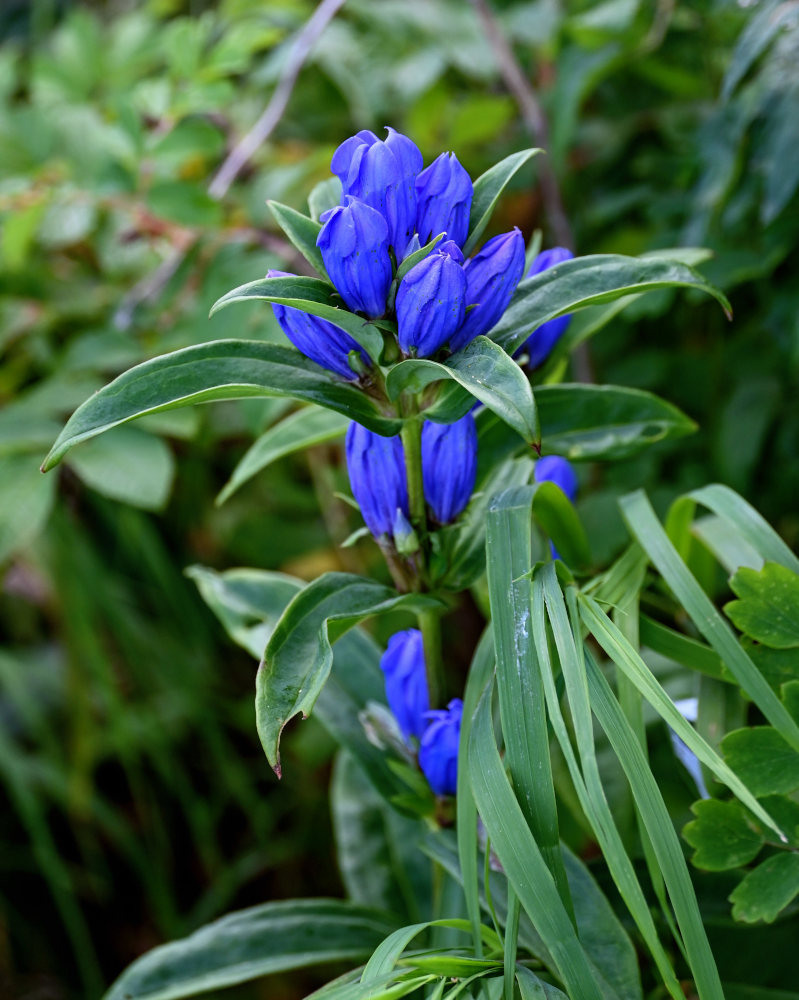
(400, 413, 444, 705)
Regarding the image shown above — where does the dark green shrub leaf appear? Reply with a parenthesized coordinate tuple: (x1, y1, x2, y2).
(257, 573, 441, 774)
(463, 148, 542, 256)
(725, 563, 799, 649)
(103, 899, 397, 1000)
(387, 336, 539, 446)
(267, 201, 327, 279)
(490, 254, 732, 356)
(729, 853, 799, 924)
(42, 341, 401, 471)
(721, 727, 799, 796)
(683, 799, 764, 870)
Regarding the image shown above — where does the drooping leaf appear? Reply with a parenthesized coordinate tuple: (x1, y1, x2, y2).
(729, 853, 799, 924)
(257, 572, 441, 773)
(267, 200, 327, 279)
(42, 341, 401, 471)
(725, 563, 799, 649)
(683, 799, 765, 871)
(387, 336, 539, 446)
(463, 148, 542, 256)
(210, 274, 385, 360)
(489, 254, 732, 356)
(217, 406, 350, 504)
(103, 899, 397, 1000)
(720, 728, 799, 797)
(536, 384, 696, 460)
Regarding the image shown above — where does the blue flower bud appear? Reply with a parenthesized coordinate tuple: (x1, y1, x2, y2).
(317, 196, 393, 318)
(450, 228, 526, 352)
(419, 698, 463, 796)
(422, 413, 477, 524)
(380, 629, 429, 741)
(345, 421, 409, 542)
(523, 247, 575, 368)
(534, 455, 578, 501)
(396, 243, 467, 357)
(330, 127, 423, 257)
(266, 270, 368, 380)
(415, 152, 473, 249)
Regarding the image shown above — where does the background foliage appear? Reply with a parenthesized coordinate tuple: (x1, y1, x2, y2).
(1, 0, 798, 997)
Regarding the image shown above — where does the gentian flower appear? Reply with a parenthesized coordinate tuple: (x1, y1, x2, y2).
(330, 127, 423, 257)
(396, 241, 467, 357)
(534, 455, 578, 501)
(450, 228, 526, 351)
(522, 247, 574, 368)
(380, 629, 429, 741)
(419, 699, 463, 796)
(267, 270, 367, 380)
(317, 197, 393, 318)
(415, 152, 473, 249)
(421, 413, 477, 523)
(345, 422, 408, 543)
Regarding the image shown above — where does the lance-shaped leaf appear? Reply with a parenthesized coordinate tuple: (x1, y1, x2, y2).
(210, 273, 385, 361)
(42, 341, 401, 471)
(387, 336, 539, 447)
(489, 254, 732, 356)
(217, 406, 350, 504)
(103, 899, 397, 1000)
(267, 200, 327, 278)
(463, 148, 542, 256)
(257, 572, 441, 774)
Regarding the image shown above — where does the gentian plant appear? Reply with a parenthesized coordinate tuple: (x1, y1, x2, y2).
(43, 128, 799, 1000)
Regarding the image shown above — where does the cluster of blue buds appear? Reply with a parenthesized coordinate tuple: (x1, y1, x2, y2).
(522, 247, 575, 368)
(379, 628, 462, 797)
(346, 412, 477, 545)
(269, 128, 529, 376)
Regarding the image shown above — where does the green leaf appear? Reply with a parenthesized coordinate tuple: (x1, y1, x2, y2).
(395, 233, 444, 284)
(0, 452, 56, 563)
(638, 616, 729, 682)
(103, 899, 397, 1000)
(725, 563, 799, 649)
(308, 176, 341, 221)
(755, 795, 799, 847)
(744, 640, 799, 693)
(489, 254, 732, 356)
(267, 201, 327, 279)
(66, 425, 175, 511)
(185, 565, 301, 659)
(257, 572, 441, 773)
(683, 799, 765, 871)
(721, 728, 799, 797)
(210, 274, 385, 361)
(468, 685, 604, 1000)
(532, 481, 591, 570)
(217, 407, 350, 504)
(387, 336, 538, 446)
(516, 966, 569, 1000)
(729, 853, 799, 924)
(536, 384, 696, 460)
(463, 148, 542, 256)
(42, 341, 401, 471)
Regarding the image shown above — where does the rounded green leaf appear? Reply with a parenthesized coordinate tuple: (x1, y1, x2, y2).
(725, 563, 799, 649)
(729, 853, 799, 924)
(721, 727, 799, 797)
(683, 799, 765, 871)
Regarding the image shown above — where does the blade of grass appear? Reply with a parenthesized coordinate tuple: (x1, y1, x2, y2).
(485, 486, 572, 916)
(503, 886, 521, 1000)
(535, 566, 677, 1000)
(578, 591, 784, 839)
(467, 683, 604, 1000)
(620, 489, 799, 754)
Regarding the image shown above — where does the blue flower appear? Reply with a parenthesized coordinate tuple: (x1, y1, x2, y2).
(422, 413, 477, 523)
(523, 247, 575, 368)
(419, 699, 463, 796)
(415, 152, 473, 249)
(345, 422, 409, 542)
(396, 241, 467, 357)
(330, 127, 423, 257)
(266, 270, 368, 380)
(317, 196, 393, 318)
(450, 228, 526, 351)
(380, 629, 429, 741)
(534, 455, 578, 501)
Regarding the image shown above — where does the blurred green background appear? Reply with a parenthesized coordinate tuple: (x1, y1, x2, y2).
(1, 0, 798, 997)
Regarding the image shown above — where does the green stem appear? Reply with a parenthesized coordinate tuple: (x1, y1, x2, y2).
(418, 605, 443, 709)
(400, 416, 426, 527)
